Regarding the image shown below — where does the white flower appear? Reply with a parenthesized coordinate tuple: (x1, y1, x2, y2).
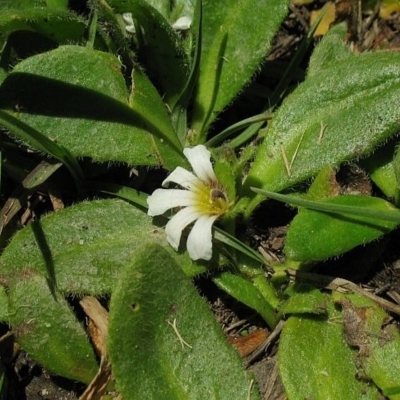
(147, 145, 229, 261)
(122, 13, 135, 34)
(122, 13, 191, 34)
(172, 16, 192, 30)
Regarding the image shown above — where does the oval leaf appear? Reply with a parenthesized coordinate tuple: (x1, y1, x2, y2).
(0, 199, 203, 296)
(8, 274, 98, 383)
(0, 8, 86, 44)
(279, 300, 380, 399)
(108, 244, 260, 400)
(284, 195, 399, 262)
(278, 282, 327, 317)
(244, 49, 400, 210)
(190, 0, 289, 138)
(0, 45, 183, 169)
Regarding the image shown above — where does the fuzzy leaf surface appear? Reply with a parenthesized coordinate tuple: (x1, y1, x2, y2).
(190, 0, 289, 137)
(107, 0, 189, 107)
(0, 8, 86, 45)
(278, 282, 327, 317)
(0, 199, 202, 296)
(8, 274, 98, 383)
(284, 195, 399, 262)
(213, 272, 277, 328)
(244, 49, 400, 210)
(0, 45, 183, 169)
(333, 293, 400, 399)
(0, 286, 8, 322)
(279, 299, 380, 399)
(108, 244, 260, 400)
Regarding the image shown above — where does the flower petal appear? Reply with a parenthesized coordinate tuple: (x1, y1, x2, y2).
(147, 189, 196, 216)
(172, 16, 192, 30)
(162, 166, 203, 190)
(165, 207, 202, 250)
(186, 214, 218, 260)
(122, 12, 136, 33)
(184, 145, 217, 184)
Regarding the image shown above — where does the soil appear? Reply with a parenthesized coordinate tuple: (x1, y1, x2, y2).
(1, 1, 400, 399)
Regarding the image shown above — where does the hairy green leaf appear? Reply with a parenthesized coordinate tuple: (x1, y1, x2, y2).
(333, 293, 400, 399)
(306, 23, 352, 79)
(107, 0, 189, 107)
(278, 282, 327, 317)
(0, 45, 184, 169)
(190, 0, 289, 140)
(108, 244, 260, 399)
(244, 47, 400, 213)
(0, 8, 86, 45)
(8, 274, 98, 383)
(284, 195, 399, 262)
(361, 142, 398, 200)
(279, 299, 380, 399)
(0, 199, 203, 296)
(0, 286, 8, 322)
(213, 272, 278, 328)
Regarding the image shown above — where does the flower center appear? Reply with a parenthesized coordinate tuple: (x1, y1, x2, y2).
(194, 183, 230, 216)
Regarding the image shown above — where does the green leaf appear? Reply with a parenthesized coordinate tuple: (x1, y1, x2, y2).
(0, 111, 84, 187)
(0, 0, 46, 8)
(244, 47, 400, 213)
(0, 199, 203, 297)
(190, 0, 289, 140)
(214, 227, 266, 265)
(278, 282, 327, 317)
(8, 274, 98, 383)
(171, 0, 202, 143)
(87, 181, 148, 209)
(393, 145, 400, 203)
(305, 165, 338, 200)
(0, 45, 184, 170)
(129, 66, 187, 169)
(107, 0, 189, 107)
(108, 244, 260, 400)
(0, 286, 8, 322)
(284, 195, 399, 262)
(220, 6, 323, 151)
(362, 141, 398, 200)
(142, 0, 195, 22)
(0, 8, 86, 45)
(213, 272, 278, 328)
(252, 188, 400, 223)
(279, 299, 380, 399)
(333, 293, 400, 399)
(46, 0, 68, 9)
(306, 23, 352, 78)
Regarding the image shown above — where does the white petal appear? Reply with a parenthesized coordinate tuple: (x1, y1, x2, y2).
(165, 207, 202, 250)
(186, 214, 218, 260)
(184, 145, 217, 184)
(122, 13, 136, 33)
(172, 16, 192, 30)
(147, 189, 196, 216)
(162, 166, 203, 190)
(125, 25, 136, 34)
(122, 12, 133, 24)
